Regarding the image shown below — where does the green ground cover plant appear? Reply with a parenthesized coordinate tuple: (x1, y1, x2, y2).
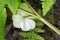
(0, 0, 60, 40)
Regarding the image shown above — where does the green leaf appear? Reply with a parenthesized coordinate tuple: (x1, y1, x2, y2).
(30, 32, 44, 40)
(19, 2, 33, 13)
(0, 0, 6, 13)
(34, 28, 44, 33)
(35, 35, 44, 40)
(41, 0, 55, 16)
(36, 21, 44, 27)
(24, 39, 29, 40)
(19, 32, 30, 38)
(6, 0, 19, 14)
(37, 9, 42, 15)
(19, 32, 44, 40)
(0, 8, 7, 40)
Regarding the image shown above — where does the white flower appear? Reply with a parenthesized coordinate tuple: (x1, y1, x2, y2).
(12, 9, 35, 31)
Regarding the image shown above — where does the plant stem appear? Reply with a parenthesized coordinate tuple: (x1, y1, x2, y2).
(19, 8, 60, 35)
(23, 0, 40, 17)
(37, 16, 60, 35)
(23, 0, 60, 35)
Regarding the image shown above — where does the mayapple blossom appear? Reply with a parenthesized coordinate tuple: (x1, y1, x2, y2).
(12, 9, 35, 31)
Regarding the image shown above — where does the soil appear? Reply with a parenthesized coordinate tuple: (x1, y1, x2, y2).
(5, 0, 60, 40)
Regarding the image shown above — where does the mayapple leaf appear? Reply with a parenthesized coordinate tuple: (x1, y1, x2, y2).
(34, 28, 44, 33)
(41, 0, 55, 16)
(0, 0, 6, 13)
(0, 0, 19, 14)
(6, 0, 19, 14)
(0, 8, 7, 40)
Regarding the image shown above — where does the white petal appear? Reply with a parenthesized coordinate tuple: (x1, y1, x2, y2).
(12, 13, 35, 31)
(13, 21, 21, 28)
(12, 14, 22, 22)
(20, 18, 35, 31)
(12, 14, 23, 28)
(25, 18, 35, 29)
(19, 20, 31, 31)
(19, 20, 25, 29)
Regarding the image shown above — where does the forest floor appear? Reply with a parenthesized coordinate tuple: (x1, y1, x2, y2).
(5, 0, 60, 40)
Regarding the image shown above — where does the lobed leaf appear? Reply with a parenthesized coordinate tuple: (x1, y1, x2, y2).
(19, 32, 30, 38)
(0, 0, 6, 13)
(34, 28, 45, 33)
(19, 32, 44, 40)
(0, 8, 7, 40)
(36, 21, 44, 27)
(41, 0, 55, 16)
(6, 0, 19, 14)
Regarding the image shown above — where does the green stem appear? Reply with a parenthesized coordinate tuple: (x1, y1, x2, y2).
(23, 0, 60, 35)
(37, 16, 60, 35)
(23, 0, 40, 17)
(19, 8, 60, 35)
